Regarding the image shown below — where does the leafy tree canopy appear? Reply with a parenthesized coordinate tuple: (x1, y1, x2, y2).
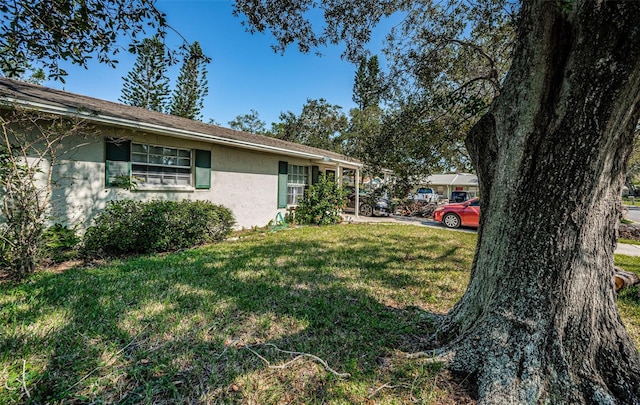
(228, 109, 267, 133)
(269, 98, 348, 153)
(233, 1, 514, 182)
(0, 48, 46, 84)
(0, 0, 170, 81)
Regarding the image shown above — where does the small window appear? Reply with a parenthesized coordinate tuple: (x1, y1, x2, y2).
(287, 164, 309, 205)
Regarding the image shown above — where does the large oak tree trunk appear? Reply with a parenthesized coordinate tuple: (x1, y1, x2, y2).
(443, 1, 640, 403)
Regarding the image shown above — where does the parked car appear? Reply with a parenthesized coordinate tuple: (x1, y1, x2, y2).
(432, 197, 480, 228)
(345, 191, 392, 217)
(450, 190, 476, 203)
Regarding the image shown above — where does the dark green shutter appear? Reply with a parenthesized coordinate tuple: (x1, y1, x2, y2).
(105, 139, 131, 186)
(311, 165, 320, 185)
(195, 149, 212, 189)
(278, 161, 288, 208)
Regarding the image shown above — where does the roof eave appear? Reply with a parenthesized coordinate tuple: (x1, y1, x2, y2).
(0, 97, 363, 169)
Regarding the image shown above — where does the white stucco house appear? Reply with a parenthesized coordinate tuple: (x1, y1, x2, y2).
(0, 77, 363, 230)
(411, 173, 479, 201)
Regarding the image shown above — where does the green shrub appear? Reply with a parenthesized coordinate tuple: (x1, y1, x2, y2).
(42, 223, 80, 263)
(82, 200, 235, 256)
(295, 175, 347, 225)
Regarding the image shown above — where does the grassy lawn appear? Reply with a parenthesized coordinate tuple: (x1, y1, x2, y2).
(1, 224, 639, 404)
(619, 238, 640, 246)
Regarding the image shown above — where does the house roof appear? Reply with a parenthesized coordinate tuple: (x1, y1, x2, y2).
(425, 173, 479, 186)
(0, 77, 361, 168)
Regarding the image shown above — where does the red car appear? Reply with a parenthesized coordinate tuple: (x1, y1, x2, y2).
(432, 197, 480, 228)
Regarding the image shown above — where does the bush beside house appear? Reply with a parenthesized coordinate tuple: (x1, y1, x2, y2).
(83, 200, 235, 256)
(294, 176, 347, 225)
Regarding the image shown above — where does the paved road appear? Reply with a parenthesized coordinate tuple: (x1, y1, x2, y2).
(624, 205, 640, 223)
(347, 214, 640, 256)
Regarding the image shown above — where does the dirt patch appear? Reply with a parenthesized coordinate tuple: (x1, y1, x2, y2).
(436, 370, 477, 404)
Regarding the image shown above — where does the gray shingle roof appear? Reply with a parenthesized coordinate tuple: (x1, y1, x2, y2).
(0, 77, 361, 166)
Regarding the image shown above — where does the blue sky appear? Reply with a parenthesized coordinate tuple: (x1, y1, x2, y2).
(43, 0, 391, 128)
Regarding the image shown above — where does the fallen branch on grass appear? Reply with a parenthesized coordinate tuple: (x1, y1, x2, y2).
(368, 382, 395, 399)
(225, 339, 350, 378)
(22, 359, 30, 400)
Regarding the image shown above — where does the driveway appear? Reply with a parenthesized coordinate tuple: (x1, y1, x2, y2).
(346, 214, 640, 256)
(624, 205, 640, 223)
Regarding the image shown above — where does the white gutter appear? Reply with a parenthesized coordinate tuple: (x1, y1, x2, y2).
(1, 97, 363, 169)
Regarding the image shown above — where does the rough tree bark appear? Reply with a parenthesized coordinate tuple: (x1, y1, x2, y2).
(442, 1, 640, 403)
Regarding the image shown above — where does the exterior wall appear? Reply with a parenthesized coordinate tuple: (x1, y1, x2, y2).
(209, 146, 282, 229)
(45, 127, 330, 230)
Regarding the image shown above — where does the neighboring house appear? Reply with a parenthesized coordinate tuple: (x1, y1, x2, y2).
(0, 78, 363, 229)
(412, 173, 479, 201)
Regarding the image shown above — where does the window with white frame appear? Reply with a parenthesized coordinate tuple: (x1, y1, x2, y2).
(105, 139, 212, 190)
(287, 164, 308, 205)
(131, 143, 192, 187)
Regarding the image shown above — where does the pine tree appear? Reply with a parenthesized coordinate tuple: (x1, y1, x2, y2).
(119, 36, 170, 112)
(352, 55, 382, 110)
(168, 42, 209, 120)
(346, 55, 384, 161)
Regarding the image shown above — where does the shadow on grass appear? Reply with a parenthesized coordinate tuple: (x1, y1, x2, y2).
(0, 224, 476, 403)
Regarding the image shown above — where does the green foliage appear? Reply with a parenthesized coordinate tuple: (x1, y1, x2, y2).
(168, 41, 210, 120)
(625, 134, 640, 194)
(294, 175, 347, 225)
(0, 47, 46, 83)
(236, 0, 515, 182)
(111, 174, 139, 191)
(0, 142, 44, 278)
(344, 55, 385, 160)
(120, 36, 170, 112)
(342, 105, 383, 159)
(228, 109, 267, 133)
(268, 98, 348, 153)
(41, 223, 80, 263)
(82, 200, 235, 256)
(0, 0, 169, 80)
(353, 55, 383, 110)
(375, 95, 476, 182)
(0, 110, 96, 280)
